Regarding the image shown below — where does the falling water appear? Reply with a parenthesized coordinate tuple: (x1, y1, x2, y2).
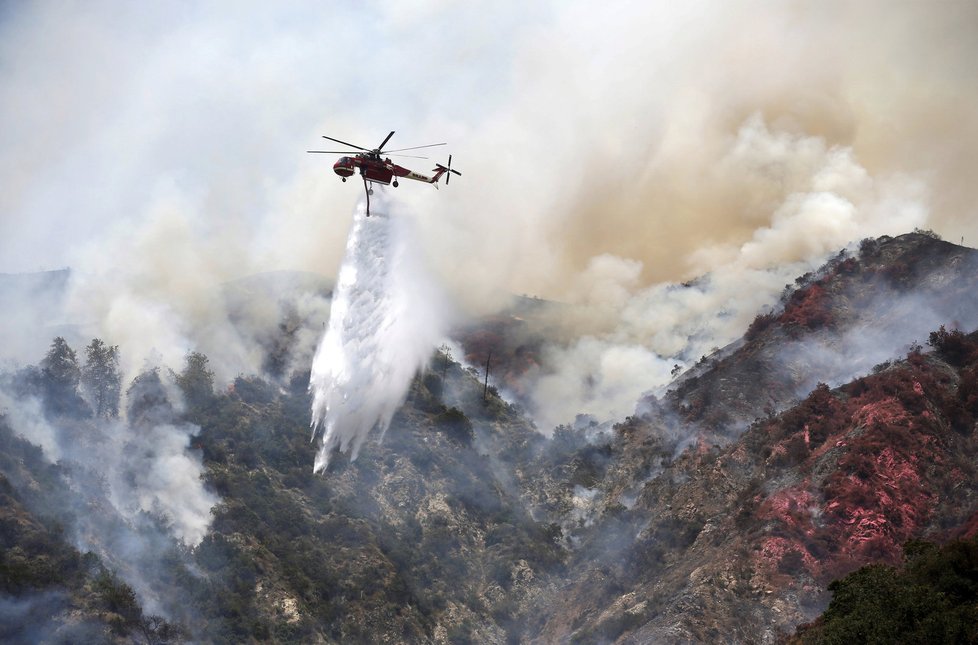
(309, 191, 446, 472)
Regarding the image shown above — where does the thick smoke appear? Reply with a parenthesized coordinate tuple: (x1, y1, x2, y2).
(409, 1, 978, 307)
(63, 202, 333, 383)
(526, 116, 927, 430)
(310, 192, 447, 471)
(1, 2, 977, 434)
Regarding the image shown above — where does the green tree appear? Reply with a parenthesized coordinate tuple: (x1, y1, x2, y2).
(40, 336, 86, 416)
(174, 351, 215, 410)
(126, 367, 174, 428)
(82, 338, 121, 419)
(796, 538, 978, 643)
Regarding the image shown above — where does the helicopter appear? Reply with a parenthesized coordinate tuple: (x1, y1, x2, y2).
(308, 131, 461, 215)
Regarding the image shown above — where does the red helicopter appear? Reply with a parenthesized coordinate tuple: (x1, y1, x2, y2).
(308, 130, 461, 215)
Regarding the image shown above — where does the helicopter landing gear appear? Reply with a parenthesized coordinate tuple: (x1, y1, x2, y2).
(341, 177, 346, 182)
(392, 179, 399, 187)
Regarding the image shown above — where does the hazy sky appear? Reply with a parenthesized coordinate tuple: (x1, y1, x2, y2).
(0, 1, 539, 274)
(2, 0, 978, 310)
(3, 0, 978, 428)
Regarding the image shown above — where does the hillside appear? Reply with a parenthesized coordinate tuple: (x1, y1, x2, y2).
(524, 233, 978, 641)
(664, 233, 978, 442)
(533, 330, 978, 642)
(1, 232, 978, 642)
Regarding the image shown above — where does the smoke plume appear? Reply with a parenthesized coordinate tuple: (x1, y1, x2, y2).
(524, 116, 929, 430)
(0, 364, 217, 616)
(1, 1, 977, 437)
(309, 192, 447, 471)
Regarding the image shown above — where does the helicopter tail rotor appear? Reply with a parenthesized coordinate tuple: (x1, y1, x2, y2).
(435, 155, 462, 185)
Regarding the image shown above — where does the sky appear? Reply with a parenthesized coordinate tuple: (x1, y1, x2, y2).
(2, 0, 978, 405)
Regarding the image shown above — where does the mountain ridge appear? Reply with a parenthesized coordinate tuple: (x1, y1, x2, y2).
(1, 231, 978, 642)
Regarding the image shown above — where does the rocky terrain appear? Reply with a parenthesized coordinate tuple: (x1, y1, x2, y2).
(517, 233, 978, 641)
(2, 232, 978, 643)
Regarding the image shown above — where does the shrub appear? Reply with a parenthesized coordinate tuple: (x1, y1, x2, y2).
(745, 312, 777, 340)
(435, 408, 474, 446)
(174, 351, 215, 410)
(779, 283, 832, 331)
(794, 537, 978, 643)
(232, 375, 275, 406)
(94, 571, 142, 632)
(927, 325, 978, 367)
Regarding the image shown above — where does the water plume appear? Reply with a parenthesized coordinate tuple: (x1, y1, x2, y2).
(309, 191, 446, 472)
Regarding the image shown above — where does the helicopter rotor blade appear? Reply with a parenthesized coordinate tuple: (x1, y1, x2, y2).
(446, 155, 461, 183)
(384, 142, 447, 153)
(376, 130, 396, 152)
(307, 150, 356, 154)
(387, 154, 428, 159)
(321, 135, 370, 151)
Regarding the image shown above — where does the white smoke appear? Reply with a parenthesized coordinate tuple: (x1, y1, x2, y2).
(105, 420, 217, 546)
(0, 370, 217, 617)
(1, 1, 976, 446)
(0, 387, 216, 547)
(0, 390, 62, 460)
(527, 115, 929, 431)
(779, 281, 978, 399)
(309, 191, 447, 472)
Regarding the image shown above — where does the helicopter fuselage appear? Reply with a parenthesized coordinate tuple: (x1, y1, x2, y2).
(333, 154, 442, 185)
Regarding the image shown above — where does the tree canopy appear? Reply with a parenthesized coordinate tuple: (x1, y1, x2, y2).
(795, 537, 978, 643)
(39, 337, 87, 416)
(174, 351, 215, 411)
(82, 338, 121, 419)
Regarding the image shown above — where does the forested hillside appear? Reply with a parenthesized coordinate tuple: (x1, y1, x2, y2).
(2, 233, 978, 643)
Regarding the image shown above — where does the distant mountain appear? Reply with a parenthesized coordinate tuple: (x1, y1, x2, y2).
(0, 267, 334, 379)
(0, 269, 81, 363)
(0, 268, 72, 328)
(221, 270, 333, 303)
